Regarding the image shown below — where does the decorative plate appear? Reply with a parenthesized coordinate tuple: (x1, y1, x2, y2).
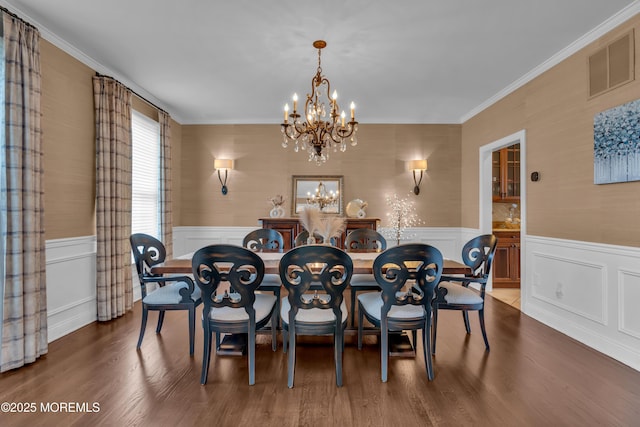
(346, 199, 365, 218)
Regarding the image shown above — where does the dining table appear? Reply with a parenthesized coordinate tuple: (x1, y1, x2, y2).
(150, 249, 471, 357)
(150, 250, 472, 276)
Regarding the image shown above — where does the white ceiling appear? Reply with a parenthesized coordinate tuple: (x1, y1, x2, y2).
(2, 0, 638, 124)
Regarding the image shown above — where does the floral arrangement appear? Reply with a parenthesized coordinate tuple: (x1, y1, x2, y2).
(269, 194, 286, 208)
(317, 216, 346, 243)
(384, 193, 422, 245)
(299, 206, 321, 234)
(298, 206, 345, 245)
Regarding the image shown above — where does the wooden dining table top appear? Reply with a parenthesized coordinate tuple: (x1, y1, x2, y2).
(150, 250, 471, 276)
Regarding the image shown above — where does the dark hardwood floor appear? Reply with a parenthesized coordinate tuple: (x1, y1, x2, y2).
(1, 294, 639, 426)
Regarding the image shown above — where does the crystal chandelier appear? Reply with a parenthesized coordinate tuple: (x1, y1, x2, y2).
(281, 40, 359, 165)
(306, 181, 339, 211)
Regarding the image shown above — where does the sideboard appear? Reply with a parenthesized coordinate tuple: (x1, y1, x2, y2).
(258, 217, 380, 250)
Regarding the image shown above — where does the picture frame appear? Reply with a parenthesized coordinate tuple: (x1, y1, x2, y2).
(291, 175, 344, 216)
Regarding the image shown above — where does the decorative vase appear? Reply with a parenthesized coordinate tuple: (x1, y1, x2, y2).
(270, 206, 285, 218)
(357, 209, 366, 218)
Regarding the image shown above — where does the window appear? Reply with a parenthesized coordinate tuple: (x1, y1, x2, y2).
(131, 110, 160, 239)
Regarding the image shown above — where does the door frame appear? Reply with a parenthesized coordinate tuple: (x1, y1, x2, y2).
(479, 130, 526, 308)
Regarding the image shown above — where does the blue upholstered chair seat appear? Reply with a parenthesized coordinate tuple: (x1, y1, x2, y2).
(357, 292, 427, 321)
(259, 273, 282, 289)
(281, 297, 348, 324)
(207, 293, 277, 322)
(349, 274, 378, 287)
(437, 282, 483, 305)
(143, 281, 201, 305)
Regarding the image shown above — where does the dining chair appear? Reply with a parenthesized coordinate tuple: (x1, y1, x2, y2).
(357, 244, 443, 381)
(130, 233, 202, 355)
(192, 244, 278, 385)
(344, 228, 387, 327)
(432, 234, 497, 353)
(278, 245, 353, 388)
(243, 228, 285, 340)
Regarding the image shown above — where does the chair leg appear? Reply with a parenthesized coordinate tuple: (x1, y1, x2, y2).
(156, 310, 165, 334)
(188, 306, 195, 356)
(137, 306, 148, 349)
(335, 327, 344, 387)
(431, 306, 439, 355)
(423, 320, 434, 381)
(350, 289, 357, 328)
(479, 309, 490, 351)
(282, 326, 288, 354)
(381, 322, 388, 382)
(357, 302, 364, 350)
(462, 310, 471, 334)
(201, 329, 212, 385)
(287, 325, 296, 388)
(248, 324, 256, 385)
(271, 309, 277, 352)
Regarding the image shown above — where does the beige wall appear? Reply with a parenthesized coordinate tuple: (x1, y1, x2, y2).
(179, 124, 462, 228)
(41, 40, 185, 240)
(41, 39, 96, 239)
(462, 15, 640, 247)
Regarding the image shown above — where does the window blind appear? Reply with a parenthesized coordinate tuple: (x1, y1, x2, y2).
(131, 110, 160, 239)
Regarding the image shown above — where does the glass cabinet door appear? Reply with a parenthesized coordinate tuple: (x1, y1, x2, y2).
(492, 144, 520, 201)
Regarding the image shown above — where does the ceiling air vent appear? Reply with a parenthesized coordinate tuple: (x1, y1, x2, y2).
(589, 30, 635, 98)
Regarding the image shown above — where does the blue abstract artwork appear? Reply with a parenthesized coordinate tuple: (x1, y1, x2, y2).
(594, 99, 640, 184)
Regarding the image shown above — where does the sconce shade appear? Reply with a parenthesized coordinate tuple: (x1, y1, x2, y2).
(214, 159, 234, 170)
(407, 159, 428, 171)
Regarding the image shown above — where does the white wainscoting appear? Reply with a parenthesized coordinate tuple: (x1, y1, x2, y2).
(173, 226, 472, 260)
(173, 226, 257, 256)
(525, 235, 640, 371)
(45, 235, 97, 342)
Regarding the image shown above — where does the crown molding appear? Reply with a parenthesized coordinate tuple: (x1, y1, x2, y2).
(460, 1, 640, 124)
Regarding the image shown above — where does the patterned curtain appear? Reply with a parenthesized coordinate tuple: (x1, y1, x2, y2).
(158, 110, 173, 258)
(0, 13, 47, 373)
(93, 75, 133, 321)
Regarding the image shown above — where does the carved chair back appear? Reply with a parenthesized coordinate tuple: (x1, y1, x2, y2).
(243, 228, 285, 253)
(344, 228, 387, 252)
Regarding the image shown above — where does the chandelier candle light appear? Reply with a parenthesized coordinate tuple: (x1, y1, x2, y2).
(281, 40, 359, 165)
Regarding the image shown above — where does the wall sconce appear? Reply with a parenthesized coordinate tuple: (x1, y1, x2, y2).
(214, 159, 233, 195)
(407, 159, 428, 195)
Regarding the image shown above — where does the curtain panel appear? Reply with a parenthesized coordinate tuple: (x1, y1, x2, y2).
(158, 111, 173, 259)
(0, 12, 47, 373)
(93, 76, 133, 321)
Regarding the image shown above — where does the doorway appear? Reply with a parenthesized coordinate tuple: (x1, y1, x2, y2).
(479, 130, 526, 312)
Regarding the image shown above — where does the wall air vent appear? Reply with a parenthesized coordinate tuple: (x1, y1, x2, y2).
(589, 30, 635, 98)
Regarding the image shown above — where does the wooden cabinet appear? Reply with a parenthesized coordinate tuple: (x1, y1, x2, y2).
(259, 217, 380, 251)
(492, 230, 520, 288)
(492, 144, 520, 201)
